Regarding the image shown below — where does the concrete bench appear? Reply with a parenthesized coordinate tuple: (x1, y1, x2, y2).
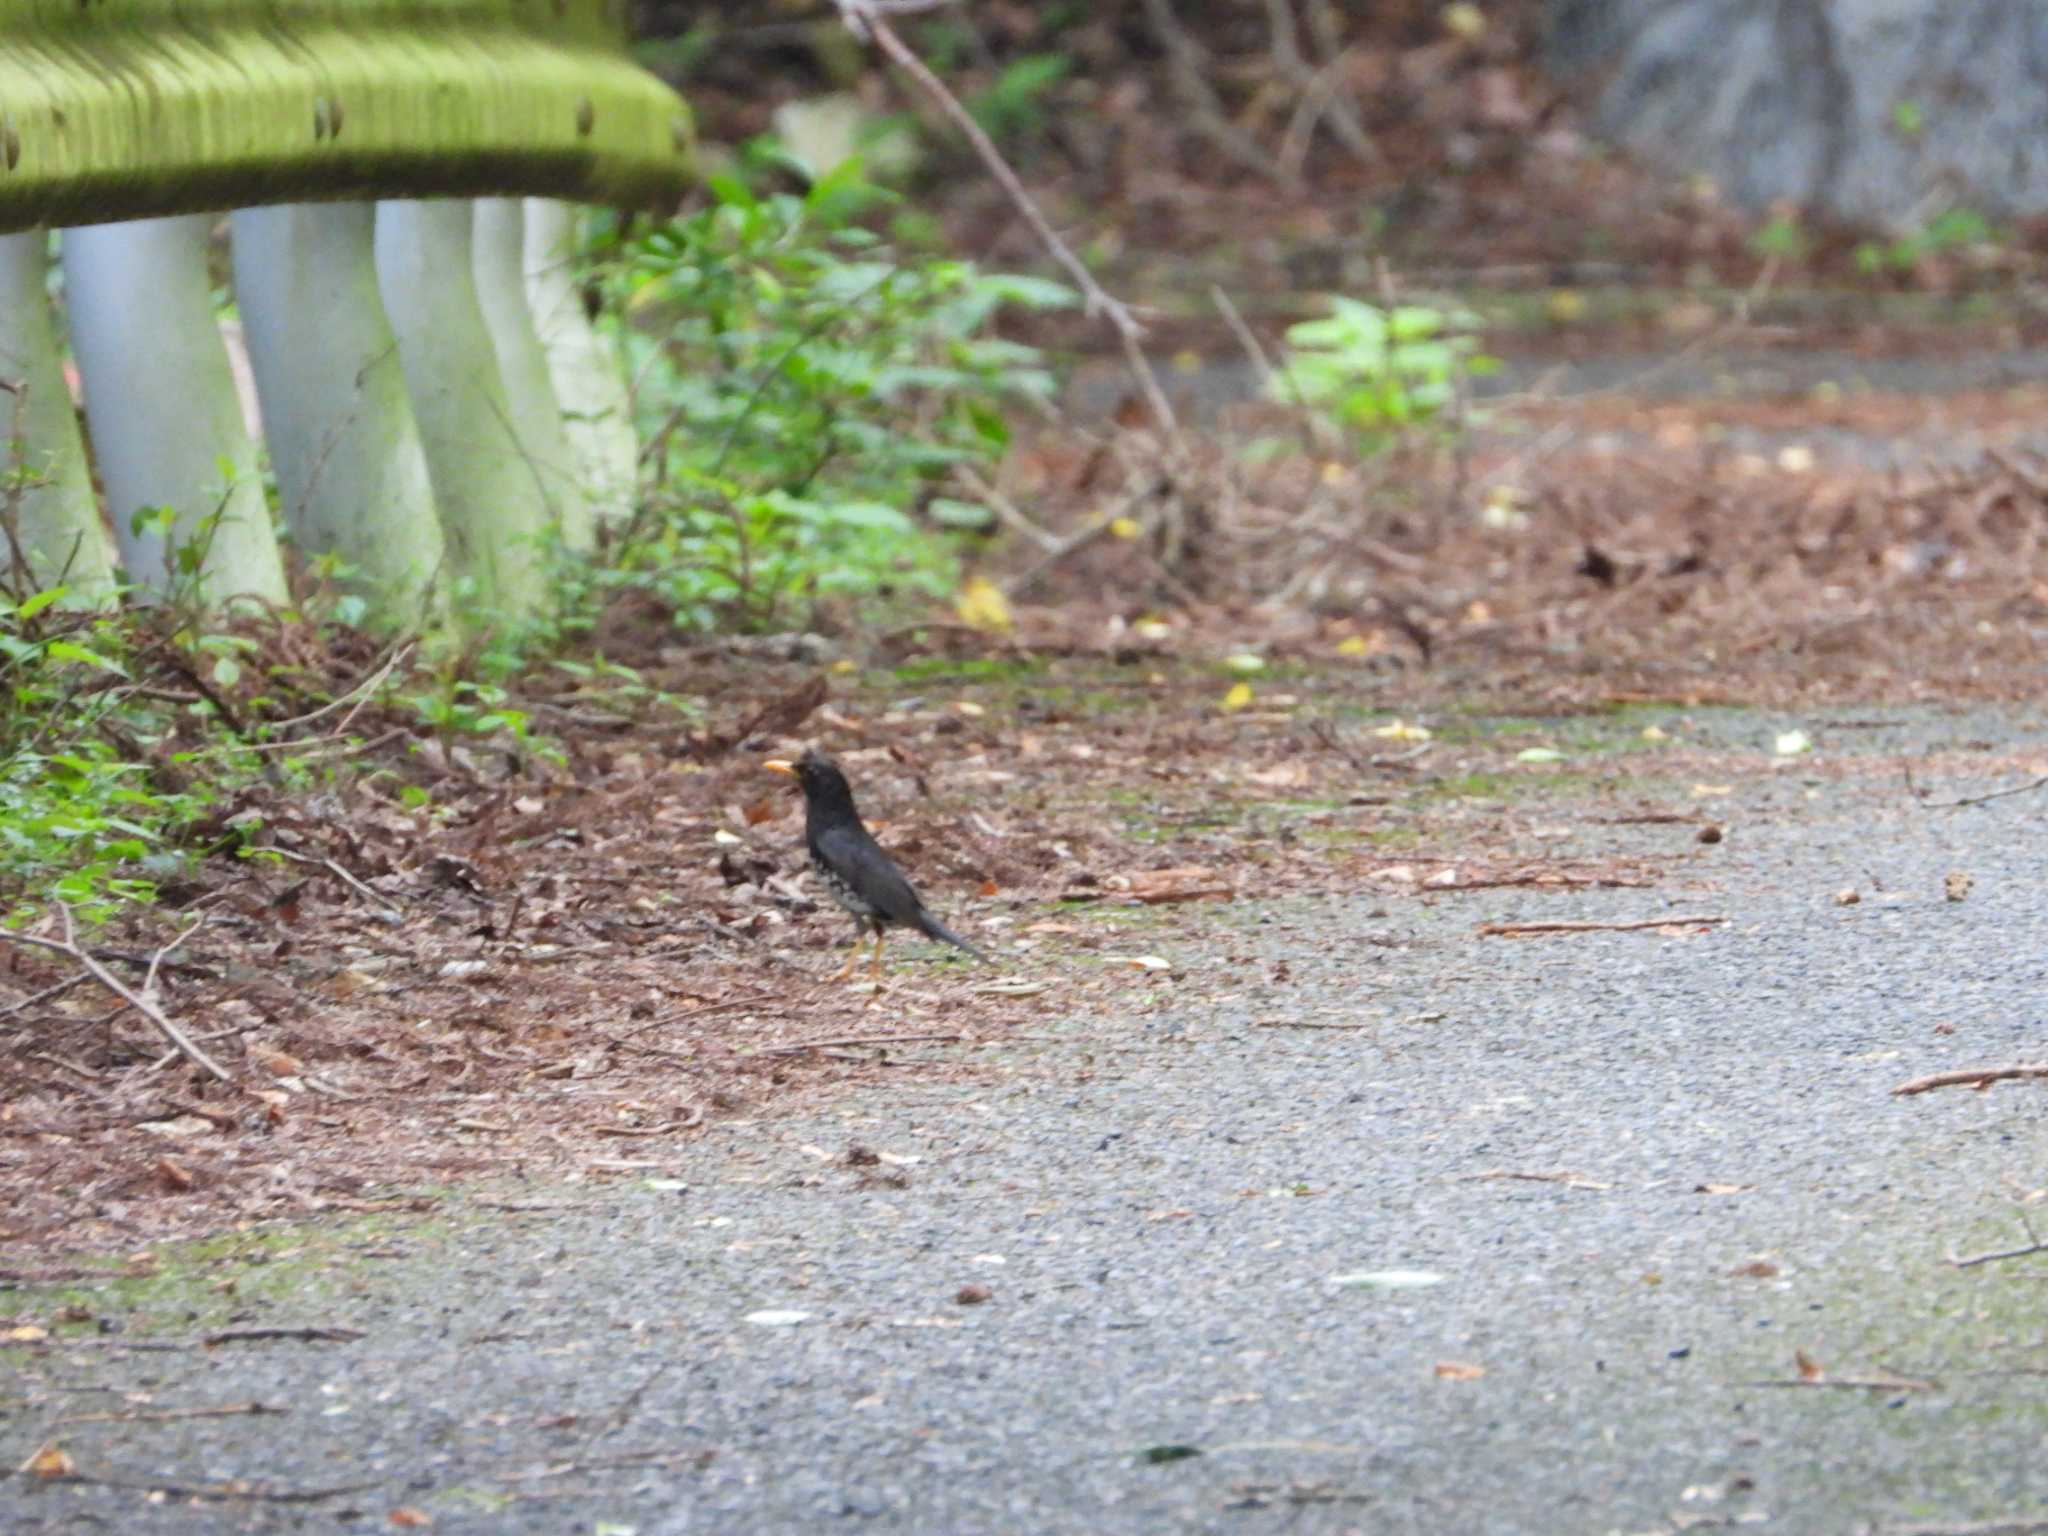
(0, 0, 692, 615)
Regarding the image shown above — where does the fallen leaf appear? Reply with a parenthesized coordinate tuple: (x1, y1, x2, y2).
(1729, 1259, 1780, 1279)
(1516, 747, 1566, 764)
(1835, 888, 1860, 906)
(1434, 1360, 1486, 1381)
(1944, 871, 1975, 902)
(1697, 1182, 1752, 1196)
(1796, 1350, 1825, 1382)
(1221, 682, 1254, 711)
(954, 576, 1012, 632)
(1139, 1445, 1203, 1464)
(1372, 719, 1432, 742)
(1117, 867, 1233, 904)
(1774, 730, 1812, 757)
(155, 1157, 195, 1192)
(745, 1310, 811, 1327)
(1107, 954, 1172, 972)
(1109, 516, 1143, 540)
(25, 1442, 74, 1479)
(389, 1509, 432, 1528)
(7, 1325, 49, 1343)
(1224, 653, 1265, 675)
(954, 1283, 993, 1305)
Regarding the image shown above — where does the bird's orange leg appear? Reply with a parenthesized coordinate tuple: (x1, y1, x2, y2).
(869, 928, 887, 982)
(832, 932, 866, 982)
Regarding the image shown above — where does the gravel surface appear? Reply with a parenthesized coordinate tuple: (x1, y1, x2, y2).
(7, 708, 2048, 1535)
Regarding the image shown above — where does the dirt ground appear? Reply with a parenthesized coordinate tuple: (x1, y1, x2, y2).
(4, 355, 2047, 1261)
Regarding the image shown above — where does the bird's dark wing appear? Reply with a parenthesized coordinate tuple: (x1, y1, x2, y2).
(812, 821, 928, 926)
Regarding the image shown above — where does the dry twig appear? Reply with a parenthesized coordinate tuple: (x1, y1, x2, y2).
(1947, 1210, 2048, 1269)
(54, 1401, 285, 1427)
(836, 0, 1182, 448)
(1920, 775, 2048, 810)
(1746, 1372, 1937, 1393)
(754, 1031, 963, 1056)
(1892, 1064, 2048, 1097)
(0, 909, 231, 1082)
(254, 847, 403, 918)
(1478, 915, 1730, 937)
(201, 1326, 365, 1346)
(1456, 1168, 1613, 1191)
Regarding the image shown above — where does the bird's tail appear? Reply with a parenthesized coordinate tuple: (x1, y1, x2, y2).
(917, 912, 991, 963)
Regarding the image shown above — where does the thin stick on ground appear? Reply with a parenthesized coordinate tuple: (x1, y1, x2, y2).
(51, 1474, 377, 1505)
(1920, 774, 2048, 810)
(836, 0, 1184, 450)
(1892, 1064, 2048, 1097)
(754, 1031, 963, 1056)
(1745, 1371, 1938, 1393)
(1455, 1168, 1613, 1191)
(201, 1326, 365, 1346)
(255, 846, 403, 918)
(1004, 473, 1167, 597)
(1948, 1228, 2048, 1270)
(0, 907, 232, 1082)
(55, 1401, 285, 1427)
(269, 640, 414, 734)
(0, 972, 89, 1018)
(952, 464, 1061, 552)
(1477, 915, 1731, 937)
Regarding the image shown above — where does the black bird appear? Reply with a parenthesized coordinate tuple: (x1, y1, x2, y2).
(765, 749, 990, 980)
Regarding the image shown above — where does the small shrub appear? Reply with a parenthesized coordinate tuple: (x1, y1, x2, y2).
(1271, 296, 1496, 456)
(598, 154, 1073, 630)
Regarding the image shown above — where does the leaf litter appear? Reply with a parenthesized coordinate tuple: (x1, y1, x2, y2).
(6, 385, 2048, 1255)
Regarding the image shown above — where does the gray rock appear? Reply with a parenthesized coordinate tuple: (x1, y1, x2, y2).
(1547, 0, 2048, 228)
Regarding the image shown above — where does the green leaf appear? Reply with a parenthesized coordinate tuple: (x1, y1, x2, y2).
(706, 171, 758, 211)
(14, 588, 65, 622)
(44, 641, 128, 676)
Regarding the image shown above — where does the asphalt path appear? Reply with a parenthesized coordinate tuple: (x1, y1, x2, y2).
(7, 707, 2048, 1535)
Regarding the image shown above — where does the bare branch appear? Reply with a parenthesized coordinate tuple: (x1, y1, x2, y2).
(0, 907, 232, 1081)
(835, 0, 1184, 450)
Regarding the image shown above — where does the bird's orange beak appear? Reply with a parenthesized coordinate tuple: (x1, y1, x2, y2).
(763, 759, 798, 778)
